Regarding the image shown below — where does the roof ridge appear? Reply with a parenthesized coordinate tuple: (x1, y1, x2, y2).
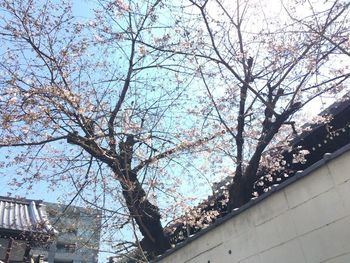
(0, 195, 43, 205)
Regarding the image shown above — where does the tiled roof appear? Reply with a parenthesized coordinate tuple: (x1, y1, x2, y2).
(0, 196, 56, 237)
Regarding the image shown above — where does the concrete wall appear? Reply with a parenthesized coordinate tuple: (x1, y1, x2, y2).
(157, 149, 350, 263)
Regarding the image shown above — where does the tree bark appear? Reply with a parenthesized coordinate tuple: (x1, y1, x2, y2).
(228, 104, 300, 210)
(116, 135, 171, 257)
(67, 133, 171, 257)
(119, 176, 171, 256)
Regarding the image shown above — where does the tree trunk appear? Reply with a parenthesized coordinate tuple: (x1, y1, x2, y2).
(228, 155, 262, 210)
(67, 133, 171, 257)
(227, 108, 298, 210)
(119, 175, 171, 257)
(116, 135, 171, 257)
(227, 176, 250, 210)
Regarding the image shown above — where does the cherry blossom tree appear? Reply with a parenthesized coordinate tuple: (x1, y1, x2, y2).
(0, 0, 350, 260)
(0, 0, 199, 258)
(150, 0, 350, 210)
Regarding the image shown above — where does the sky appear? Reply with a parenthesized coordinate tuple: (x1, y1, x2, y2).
(0, 0, 95, 201)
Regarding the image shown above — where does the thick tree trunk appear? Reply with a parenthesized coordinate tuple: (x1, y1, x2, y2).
(119, 175, 171, 257)
(227, 176, 250, 210)
(67, 133, 170, 257)
(228, 155, 263, 210)
(116, 135, 171, 257)
(227, 107, 299, 210)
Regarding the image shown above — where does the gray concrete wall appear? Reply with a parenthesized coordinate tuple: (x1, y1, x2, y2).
(157, 149, 350, 263)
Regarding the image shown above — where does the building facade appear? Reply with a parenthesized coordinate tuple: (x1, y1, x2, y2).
(31, 202, 102, 263)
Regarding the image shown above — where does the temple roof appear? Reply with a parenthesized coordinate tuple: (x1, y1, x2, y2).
(0, 196, 56, 240)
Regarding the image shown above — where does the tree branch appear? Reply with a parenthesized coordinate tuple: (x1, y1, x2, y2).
(0, 135, 67, 147)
